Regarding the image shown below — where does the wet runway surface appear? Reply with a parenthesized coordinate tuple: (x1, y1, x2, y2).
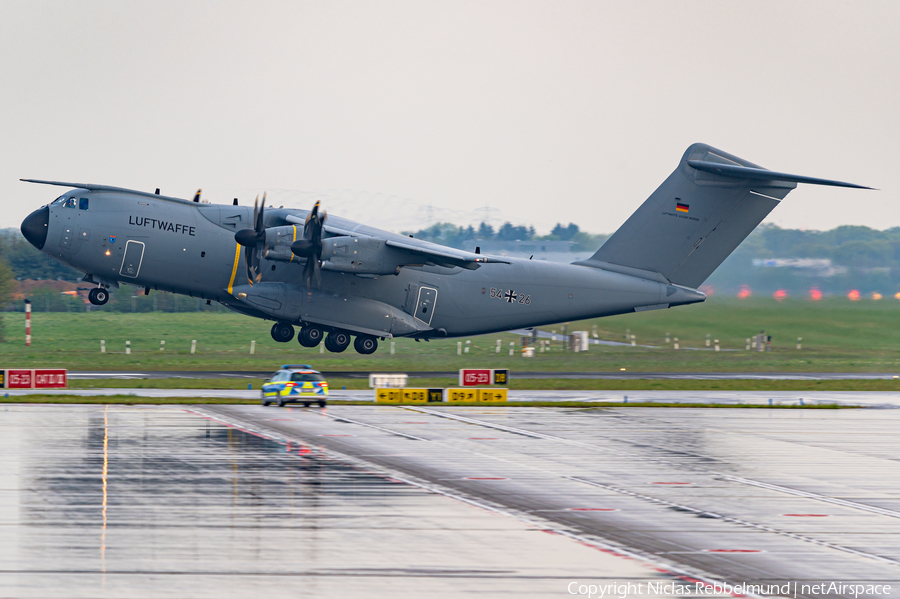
(1, 405, 717, 599)
(3, 404, 899, 598)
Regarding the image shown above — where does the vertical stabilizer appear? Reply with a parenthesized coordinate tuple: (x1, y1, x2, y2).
(575, 143, 869, 288)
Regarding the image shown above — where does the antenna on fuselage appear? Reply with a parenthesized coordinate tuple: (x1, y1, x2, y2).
(155, 188, 160, 195)
(193, 189, 202, 203)
(233, 198, 238, 205)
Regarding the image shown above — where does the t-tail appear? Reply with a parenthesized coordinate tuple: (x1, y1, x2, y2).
(574, 143, 873, 289)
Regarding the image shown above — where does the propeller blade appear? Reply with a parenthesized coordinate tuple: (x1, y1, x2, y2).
(296, 200, 328, 289)
(256, 193, 266, 233)
(244, 246, 255, 284)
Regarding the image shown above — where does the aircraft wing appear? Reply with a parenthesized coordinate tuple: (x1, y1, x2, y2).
(283, 213, 509, 270)
(383, 238, 510, 269)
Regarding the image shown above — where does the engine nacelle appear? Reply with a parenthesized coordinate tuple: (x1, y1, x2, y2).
(320, 236, 408, 275)
(261, 226, 300, 263)
(261, 230, 411, 276)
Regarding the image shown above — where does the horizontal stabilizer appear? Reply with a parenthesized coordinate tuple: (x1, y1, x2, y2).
(686, 161, 874, 190)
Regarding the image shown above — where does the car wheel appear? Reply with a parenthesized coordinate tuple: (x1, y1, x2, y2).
(303, 402, 311, 408)
(262, 400, 270, 406)
(353, 335, 378, 355)
(317, 400, 326, 408)
(278, 399, 286, 407)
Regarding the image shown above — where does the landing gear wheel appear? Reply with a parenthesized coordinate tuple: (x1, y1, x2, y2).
(324, 331, 351, 353)
(354, 335, 378, 355)
(298, 326, 324, 348)
(270, 322, 295, 343)
(317, 400, 327, 408)
(88, 288, 109, 306)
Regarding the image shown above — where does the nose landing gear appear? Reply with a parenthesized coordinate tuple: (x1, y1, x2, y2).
(88, 288, 109, 306)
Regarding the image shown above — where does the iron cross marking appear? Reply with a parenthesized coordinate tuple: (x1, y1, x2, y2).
(505, 290, 517, 303)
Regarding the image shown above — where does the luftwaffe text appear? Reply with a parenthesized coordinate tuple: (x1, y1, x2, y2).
(129, 216, 196, 236)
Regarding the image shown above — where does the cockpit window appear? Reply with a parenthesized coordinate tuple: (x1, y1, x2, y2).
(52, 195, 67, 204)
(78, 197, 89, 210)
(62, 198, 76, 209)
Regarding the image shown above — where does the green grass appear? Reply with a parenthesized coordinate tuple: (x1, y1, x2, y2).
(3, 297, 900, 372)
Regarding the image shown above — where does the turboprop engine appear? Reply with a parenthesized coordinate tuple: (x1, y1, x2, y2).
(263, 228, 409, 276)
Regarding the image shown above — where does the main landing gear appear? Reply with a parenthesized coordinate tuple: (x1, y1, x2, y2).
(324, 331, 351, 353)
(353, 335, 378, 355)
(270, 322, 294, 343)
(270, 322, 382, 354)
(298, 326, 324, 348)
(88, 288, 109, 306)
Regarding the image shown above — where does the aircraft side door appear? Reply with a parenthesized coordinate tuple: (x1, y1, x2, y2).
(119, 240, 146, 278)
(416, 286, 437, 326)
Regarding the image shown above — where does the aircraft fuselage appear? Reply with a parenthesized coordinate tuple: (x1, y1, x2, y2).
(21, 188, 704, 344)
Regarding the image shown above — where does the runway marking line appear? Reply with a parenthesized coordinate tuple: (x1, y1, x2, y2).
(569, 475, 900, 567)
(187, 405, 764, 598)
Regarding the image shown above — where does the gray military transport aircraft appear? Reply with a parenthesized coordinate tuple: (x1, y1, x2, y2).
(19, 143, 870, 354)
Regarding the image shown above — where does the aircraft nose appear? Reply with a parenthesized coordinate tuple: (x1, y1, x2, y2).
(21, 206, 49, 250)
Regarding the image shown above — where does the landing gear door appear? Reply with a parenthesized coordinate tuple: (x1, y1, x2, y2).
(119, 240, 145, 278)
(416, 286, 437, 326)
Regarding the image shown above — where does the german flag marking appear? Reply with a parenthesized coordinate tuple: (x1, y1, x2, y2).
(676, 202, 689, 213)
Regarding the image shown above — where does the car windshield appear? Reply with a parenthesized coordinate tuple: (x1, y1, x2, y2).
(291, 373, 324, 382)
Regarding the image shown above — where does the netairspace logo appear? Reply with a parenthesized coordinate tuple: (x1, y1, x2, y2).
(566, 581, 893, 598)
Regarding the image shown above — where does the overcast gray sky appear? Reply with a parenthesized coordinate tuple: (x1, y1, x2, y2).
(1, 0, 897, 234)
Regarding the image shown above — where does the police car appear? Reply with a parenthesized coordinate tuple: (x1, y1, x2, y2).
(261, 365, 329, 407)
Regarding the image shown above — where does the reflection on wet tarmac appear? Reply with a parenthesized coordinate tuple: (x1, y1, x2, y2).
(0, 405, 688, 599)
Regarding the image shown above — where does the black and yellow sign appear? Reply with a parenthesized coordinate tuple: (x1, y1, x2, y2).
(492, 369, 509, 385)
(479, 388, 508, 402)
(447, 388, 508, 403)
(375, 388, 444, 404)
